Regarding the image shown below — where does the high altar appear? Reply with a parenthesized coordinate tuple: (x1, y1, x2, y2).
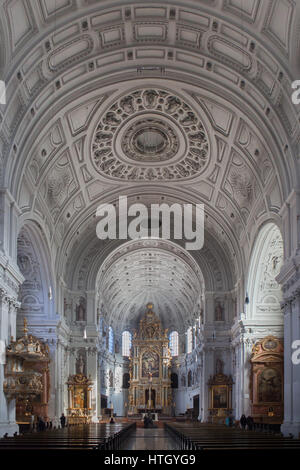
(128, 304, 172, 416)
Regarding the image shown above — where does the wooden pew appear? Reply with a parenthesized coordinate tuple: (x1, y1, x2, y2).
(0, 422, 136, 451)
(165, 422, 300, 451)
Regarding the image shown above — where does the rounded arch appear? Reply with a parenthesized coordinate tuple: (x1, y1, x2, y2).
(94, 238, 205, 335)
(246, 222, 283, 322)
(17, 220, 55, 323)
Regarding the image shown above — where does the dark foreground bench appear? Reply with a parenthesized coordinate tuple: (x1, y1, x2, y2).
(0, 422, 136, 450)
(165, 422, 300, 451)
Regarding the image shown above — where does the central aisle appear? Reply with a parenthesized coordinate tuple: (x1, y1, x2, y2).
(122, 427, 179, 450)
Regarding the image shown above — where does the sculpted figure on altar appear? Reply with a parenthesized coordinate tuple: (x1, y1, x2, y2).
(214, 301, 224, 321)
(216, 358, 224, 375)
(76, 353, 86, 375)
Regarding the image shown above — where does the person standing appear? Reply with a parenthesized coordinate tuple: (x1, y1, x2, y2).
(246, 416, 254, 431)
(60, 413, 66, 428)
(240, 414, 247, 430)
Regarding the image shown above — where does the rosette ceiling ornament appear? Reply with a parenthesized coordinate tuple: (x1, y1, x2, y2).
(91, 89, 210, 181)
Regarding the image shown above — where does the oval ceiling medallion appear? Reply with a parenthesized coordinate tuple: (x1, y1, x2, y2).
(91, 89, 210, 181)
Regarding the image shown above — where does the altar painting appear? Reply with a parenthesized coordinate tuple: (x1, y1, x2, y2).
(142, 350, 159, 377)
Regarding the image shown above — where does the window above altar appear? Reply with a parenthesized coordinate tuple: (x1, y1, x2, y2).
(169, 331, 178, 356)
(122, 331, 132, 357)
(187, 327, 193, 354)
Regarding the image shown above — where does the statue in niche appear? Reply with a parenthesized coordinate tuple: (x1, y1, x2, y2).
(64, 298, 71, 317)
(76, 354, 85, 375)
(215, 302, 224, 321)
(216, 358, 224, 375)
(76, 297, 86, 321)
(181, 374, 186, 387)
(115, 340, 120, 354)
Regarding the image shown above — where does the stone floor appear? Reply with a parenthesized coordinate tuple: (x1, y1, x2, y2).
(121, 427, 179, 450)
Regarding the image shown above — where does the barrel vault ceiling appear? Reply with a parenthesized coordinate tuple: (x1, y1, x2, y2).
(1, 0, 300, 330)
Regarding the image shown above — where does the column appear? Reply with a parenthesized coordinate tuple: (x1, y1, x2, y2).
(201, 346, 214, 421)
(87, 346, 98, 422)
(281, 293, 300, 437)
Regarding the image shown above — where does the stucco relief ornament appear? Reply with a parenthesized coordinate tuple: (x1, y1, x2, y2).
(91, 88, 210, 181)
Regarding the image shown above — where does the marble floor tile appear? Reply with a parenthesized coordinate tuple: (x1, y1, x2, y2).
(122, 428, 179, 450)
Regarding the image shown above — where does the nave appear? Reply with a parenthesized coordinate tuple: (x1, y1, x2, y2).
(2, 0, 300, 445)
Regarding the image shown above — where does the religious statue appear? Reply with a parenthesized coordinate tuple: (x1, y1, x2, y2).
(215, 302, 224, 321)
(76, 354, 85, 375)
(216, 358, 224, 375)
(76, 297, 86, 321)
(64, 298, 71, 317)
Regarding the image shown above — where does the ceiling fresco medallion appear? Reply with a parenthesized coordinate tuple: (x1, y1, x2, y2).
(91, 89, 210, 181)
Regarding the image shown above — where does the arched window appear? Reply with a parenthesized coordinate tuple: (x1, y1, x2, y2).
(122, 331, 132, 357)
(169, 331, 179, 356)
(187, 327, 192, 354)
(108, 326, 114, 353)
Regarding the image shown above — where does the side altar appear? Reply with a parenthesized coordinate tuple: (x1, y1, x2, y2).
(128, 303, 172, 416)
(66, 374, 93, 424)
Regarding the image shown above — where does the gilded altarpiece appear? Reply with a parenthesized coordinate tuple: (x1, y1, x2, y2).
(67, 374, 93, 424)
(250, 336, 283, 421)
(128, 304, 172, 415)
(208, 359, 233, 423)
